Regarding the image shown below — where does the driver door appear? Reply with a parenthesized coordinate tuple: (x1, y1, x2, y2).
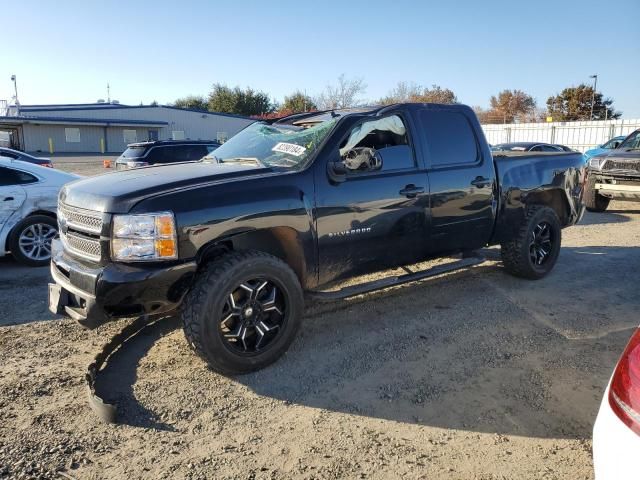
(314, 114, 429, 285)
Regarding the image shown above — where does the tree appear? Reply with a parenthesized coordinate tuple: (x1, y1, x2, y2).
(380, 82, 457, 105)
(282, 91, 317, 113)
(207, 84, 274, 116)
(546, 84, 621, 121)
(315, 74, 367, 109)
(173, 95, 208, 111)
(487, 89, 537, 124)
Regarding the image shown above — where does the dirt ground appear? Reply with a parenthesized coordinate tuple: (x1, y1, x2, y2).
(0, 162, 638, 479)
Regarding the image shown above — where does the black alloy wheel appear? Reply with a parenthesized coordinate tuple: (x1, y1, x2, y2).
(219, 278, 287, 355)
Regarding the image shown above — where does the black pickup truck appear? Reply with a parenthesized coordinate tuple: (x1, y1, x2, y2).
(584, 129, 640, 212)
(49, 103, 586, 374)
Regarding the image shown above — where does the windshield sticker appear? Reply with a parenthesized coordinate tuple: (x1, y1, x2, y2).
(272, 142, 306, 157)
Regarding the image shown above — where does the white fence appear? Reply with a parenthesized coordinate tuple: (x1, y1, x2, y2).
(481, 118, 640, 153)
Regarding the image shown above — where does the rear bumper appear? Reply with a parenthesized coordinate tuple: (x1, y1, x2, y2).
(593, 385, 640, 479)
(48, 239, 197, 329)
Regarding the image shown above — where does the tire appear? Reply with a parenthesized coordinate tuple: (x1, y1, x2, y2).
(181, 250, 304, 375)
(500, 205, 562, 280)
(584, 176, 610, 212)
(8, 215, 58, 267)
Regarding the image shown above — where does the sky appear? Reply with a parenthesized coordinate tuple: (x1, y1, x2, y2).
(2, 0, 639, 116)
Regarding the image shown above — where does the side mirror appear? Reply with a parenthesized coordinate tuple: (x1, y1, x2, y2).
(327, 159, 348, 183)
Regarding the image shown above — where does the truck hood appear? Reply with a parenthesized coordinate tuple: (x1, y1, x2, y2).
(601, 150, 640, 162)
(59, 161, 271, 213)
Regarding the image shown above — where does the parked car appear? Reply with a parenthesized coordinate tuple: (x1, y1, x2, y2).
(49, 103, 586, 374)
(0, 157, 79, 266)
(115, 140, 220, 170)
(584, 135, 626, 160)
(0, 147, 53, 168)
(493, 142, 566, 153)
(584, 129, 640, 212)
(593, 325, 640, 479)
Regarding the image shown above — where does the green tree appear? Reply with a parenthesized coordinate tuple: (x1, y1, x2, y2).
(380, 82, 457, 105)
(282, 91, 317, 113)
(173, 95, 208, 111)
(546, 84, 621, 121)
(487, 89, 537, 124)
(207, 84, 274, 116)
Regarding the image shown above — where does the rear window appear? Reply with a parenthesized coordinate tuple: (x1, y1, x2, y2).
(420, 110, 479, 167)
(120, 146, 147, 158)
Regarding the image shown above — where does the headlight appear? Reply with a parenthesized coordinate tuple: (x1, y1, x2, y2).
(111, 212, 177, 261)
(588, 157, 607, 169)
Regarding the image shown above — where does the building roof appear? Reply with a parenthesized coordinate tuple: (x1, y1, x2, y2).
(0, 115, 168, 127)
(18, 103, 253, 120)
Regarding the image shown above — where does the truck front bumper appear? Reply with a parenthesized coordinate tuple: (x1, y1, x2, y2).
(595, 182, 640, 200)
(48, 239, 197, 329)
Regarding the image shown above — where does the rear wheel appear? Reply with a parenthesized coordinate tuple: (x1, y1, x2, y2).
(500, 205, 562, 279)
(181, 250, 304, 375)
(8, 215, 58, 267)
(584, 176, 610, 212)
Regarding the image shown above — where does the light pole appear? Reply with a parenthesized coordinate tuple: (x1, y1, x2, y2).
(10, 75, 19, 115)
(589, 74, 598, 121)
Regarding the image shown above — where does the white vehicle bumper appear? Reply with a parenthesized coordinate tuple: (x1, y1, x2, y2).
(593, 385, 640, 479)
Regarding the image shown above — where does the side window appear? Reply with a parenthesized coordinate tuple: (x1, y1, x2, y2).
(0, 166, 38, 186)
(1, 150, 19, 159)
(420, 110, 479, 167)
(144, 147, 168, 164)
(338, 115, 413, 173)
(530, 146, 542, 152)
(187, 145, 209, 160)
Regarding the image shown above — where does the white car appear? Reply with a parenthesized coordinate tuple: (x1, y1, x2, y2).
(593, 326, 640, 479)
(0, 156, 79, 266)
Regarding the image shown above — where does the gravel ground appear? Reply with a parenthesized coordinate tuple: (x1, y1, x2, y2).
(0, 164, 639, 479)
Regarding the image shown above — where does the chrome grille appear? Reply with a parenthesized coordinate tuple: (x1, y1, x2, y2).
(58, 203, 104, 262)
(603, 160, 640, 173)
(60, 231, 102, 262)
(58, 204, 103, 234)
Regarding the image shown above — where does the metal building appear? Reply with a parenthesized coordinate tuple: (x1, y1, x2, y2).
(0, 102, 253, 154)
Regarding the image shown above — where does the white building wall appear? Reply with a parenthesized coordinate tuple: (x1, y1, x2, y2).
(22, 124, 105, 153)
(22, 105, 253, 147)
(482, 118, 640, 152)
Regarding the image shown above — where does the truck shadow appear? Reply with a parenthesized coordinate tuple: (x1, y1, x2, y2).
(97, 246, 639, 439)
(579, 210, 633, 225)
(232, 246, 639, 440)
(95, 317, 180, 431)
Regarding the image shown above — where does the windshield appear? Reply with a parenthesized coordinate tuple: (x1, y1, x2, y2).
(203, 119, 337, 169)
(620, 131, 640, 150)
(120, 146, 146, 158)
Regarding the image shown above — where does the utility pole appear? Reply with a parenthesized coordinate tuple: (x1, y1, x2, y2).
(107, 83, 111, 103)
(589, 74, 598, 121)
(10, 75, 19, 115)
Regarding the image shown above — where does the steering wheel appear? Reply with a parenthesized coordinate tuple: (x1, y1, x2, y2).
(342, 147, 381, 171)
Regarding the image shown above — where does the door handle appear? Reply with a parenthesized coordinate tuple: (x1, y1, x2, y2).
(470, 176, 492, 188)
(3, 197, 14, 201)
(399, 185, 425, 198)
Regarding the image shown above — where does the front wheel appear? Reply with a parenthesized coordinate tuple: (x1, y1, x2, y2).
(584, 176, 610, 212)
(500, 205, 562, 280)
(181, 250, 304, 375)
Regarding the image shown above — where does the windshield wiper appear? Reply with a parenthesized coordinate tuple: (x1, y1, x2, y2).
(219, 157, 263, 166)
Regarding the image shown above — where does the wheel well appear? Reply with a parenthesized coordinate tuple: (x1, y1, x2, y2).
(525, 190, 570, 226)
(196, 227, 309, 288)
